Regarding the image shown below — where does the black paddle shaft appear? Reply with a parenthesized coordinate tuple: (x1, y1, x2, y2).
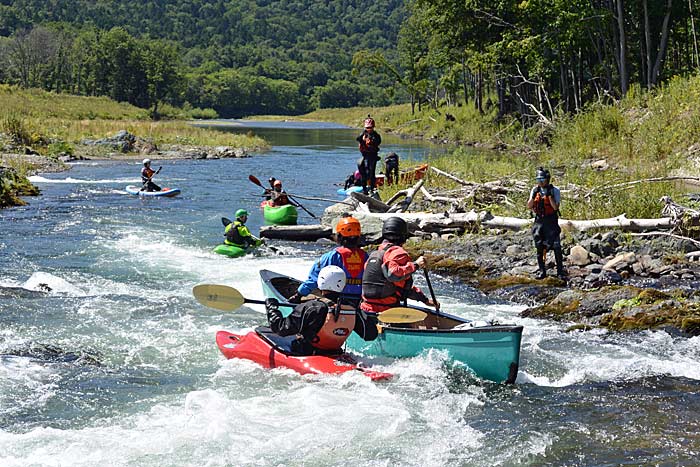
(247, 298, 297, 308)
(423, 269, 440, 311)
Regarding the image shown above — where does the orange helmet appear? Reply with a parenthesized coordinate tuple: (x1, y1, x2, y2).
(336, 216, 361, 237)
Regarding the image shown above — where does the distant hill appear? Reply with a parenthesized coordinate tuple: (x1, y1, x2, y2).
(0, 0, 407, 115)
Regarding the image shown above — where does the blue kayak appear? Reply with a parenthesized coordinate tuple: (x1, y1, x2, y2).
(337, 186, 363, 197)
(125, 185, 181, 197)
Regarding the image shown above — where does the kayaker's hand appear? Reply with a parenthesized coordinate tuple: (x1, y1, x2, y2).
(415, 256, 427, 269)
(426, 298, 439, 309)
(265, 298, 279, 312)
(288, 292, 302, 304)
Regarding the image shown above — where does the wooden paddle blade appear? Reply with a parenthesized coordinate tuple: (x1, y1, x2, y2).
(248, 175, 263, 187)
(379, 307, 427, 324)
(192, 284, 245, 311)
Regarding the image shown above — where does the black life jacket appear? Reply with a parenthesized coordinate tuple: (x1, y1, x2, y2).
(224, 221, 246, 246)
(362, 244, 412, 305)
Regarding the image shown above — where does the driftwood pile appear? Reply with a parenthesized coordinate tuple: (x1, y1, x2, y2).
(261, 165, 700, 243)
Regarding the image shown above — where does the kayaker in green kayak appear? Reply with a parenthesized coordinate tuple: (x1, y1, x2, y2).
(224, 209, 263, 250)
(266, 265, 377, 356)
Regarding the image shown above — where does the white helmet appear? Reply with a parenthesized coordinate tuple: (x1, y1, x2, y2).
(143, 158, 151, 165)
(317, 265, 346, 292)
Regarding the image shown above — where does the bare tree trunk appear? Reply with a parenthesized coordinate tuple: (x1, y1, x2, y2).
(461, 54, 470, 106)
(644, 0, 652, 89)
(690, 0, 699, 68)
(615, 0, 629, 95)
(651, 0, 674, 86)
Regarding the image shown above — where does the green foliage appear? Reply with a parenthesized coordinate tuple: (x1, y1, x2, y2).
(47, 141, 74, 156)
(2, 113, 32, 145)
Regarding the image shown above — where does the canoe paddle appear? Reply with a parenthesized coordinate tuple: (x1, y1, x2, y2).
(192, 284, 426, 323)
(248, 174, 318, 219)
(423, 269, 441, 312)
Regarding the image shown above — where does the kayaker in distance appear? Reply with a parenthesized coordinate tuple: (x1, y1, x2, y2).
(360, 217, 439, 314)
(356, 115, 381, 194)
(263, 179, 297, 207)
(266, 265, 378, 356)
(527, 167, 566, 280)
(141, 159, 161, 192)
(288, 215, 367, 305)
(224, 209, 263, 250)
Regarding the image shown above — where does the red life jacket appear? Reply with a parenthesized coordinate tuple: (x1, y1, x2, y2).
(312, 300, 356, 351)
(336, 246, 367, 295)
(361, 243, 414, 311)
(533, 189, 557, 218)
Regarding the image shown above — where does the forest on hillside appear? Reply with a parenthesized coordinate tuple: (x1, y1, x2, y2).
(1, 0, 699, 123)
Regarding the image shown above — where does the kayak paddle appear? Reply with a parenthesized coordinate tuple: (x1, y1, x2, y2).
(378, 307, 427, 324)
(142, 166, 161, 189)
(193, 284, 426, 323)
(248, 174, 318, 219)
(193, 284, 296, 311)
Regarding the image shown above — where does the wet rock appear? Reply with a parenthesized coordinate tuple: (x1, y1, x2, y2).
(505, 244, 525, 257)
(568, 245, 590, 266)
(603, 252, 637, 272)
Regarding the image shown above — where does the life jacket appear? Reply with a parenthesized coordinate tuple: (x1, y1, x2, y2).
(362, 243, 412, 308)
(336, 246, 367, 296)
(533, 188, 558, 219)
(224, 221, 246, 246)
(271, 191, 290, 206)
(141, 167, 155, 182)
(312, 298, 356, 351)
(358, 131, 380, 155)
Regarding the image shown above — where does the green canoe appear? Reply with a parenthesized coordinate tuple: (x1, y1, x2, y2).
(213, 244, 252, 258)
(262, 203, 298, 225)
(259, 269, 523, 384)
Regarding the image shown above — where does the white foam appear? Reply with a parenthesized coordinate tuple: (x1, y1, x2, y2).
(21, 272, 86, 296)
(28, 176, 141, 184)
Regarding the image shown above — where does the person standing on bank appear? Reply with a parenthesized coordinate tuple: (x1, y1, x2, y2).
(527, 167, 566, 279)
(356, 115, 381, 194)
(384, 152, 400, 185)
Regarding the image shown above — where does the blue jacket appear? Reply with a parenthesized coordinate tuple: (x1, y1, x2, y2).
(298, 247, 367, 297)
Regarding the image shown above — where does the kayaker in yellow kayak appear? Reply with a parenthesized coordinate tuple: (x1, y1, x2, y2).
(224, 209, 263, 250)
(265, 265, 377, 356)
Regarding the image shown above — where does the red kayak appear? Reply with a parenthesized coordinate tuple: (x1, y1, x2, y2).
(216, 328, 391, 381)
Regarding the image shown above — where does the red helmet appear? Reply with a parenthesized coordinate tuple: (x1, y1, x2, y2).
(273, 180, 282, 187)
(364, 117, 375, 128)
(336, 216, 361, 237)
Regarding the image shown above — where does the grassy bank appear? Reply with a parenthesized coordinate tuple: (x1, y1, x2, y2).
(0, 85, 267, 152)
(0, 86, 268, 208)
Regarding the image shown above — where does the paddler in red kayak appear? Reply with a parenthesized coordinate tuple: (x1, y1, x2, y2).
(360, 217, 438, 314)
(288, 215, 366, 305)
(266, 265, 378, 355)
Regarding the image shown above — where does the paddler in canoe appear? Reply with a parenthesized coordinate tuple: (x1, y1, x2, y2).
(224, 209, 263, 250)
(265, 265, 378, 355)
(288, 215, 367, 305)
(360, 217, 439, 314)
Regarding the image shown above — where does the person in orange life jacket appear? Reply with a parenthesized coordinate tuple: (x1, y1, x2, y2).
(360, 217, 439, 314)
(527, 167, 565, 280)
(384, 152, 400, 185)
(266, 265, 378, 355)
(356, 116, 382, 194)
(269, 179, 294, 207)
(289, 215, 367, 304)
(140, 159, 161, 192)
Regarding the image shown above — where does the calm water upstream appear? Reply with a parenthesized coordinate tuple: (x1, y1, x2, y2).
(1, 122, 699, 466)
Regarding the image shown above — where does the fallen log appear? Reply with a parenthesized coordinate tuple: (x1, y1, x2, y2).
(430, 166, 469, 185)
(350, 191, 391, 213)
(388, 179, 425, 213)
(349, 211, 677, 234)
(260, 224, 333, 241)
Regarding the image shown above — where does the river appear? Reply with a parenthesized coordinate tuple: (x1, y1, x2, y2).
(1, 122, 699, 466)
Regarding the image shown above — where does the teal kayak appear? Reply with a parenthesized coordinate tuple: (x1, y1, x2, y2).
(261, 202, 298, 225)
(259, 269, 523, 383)
(212, 244, 251, 258)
